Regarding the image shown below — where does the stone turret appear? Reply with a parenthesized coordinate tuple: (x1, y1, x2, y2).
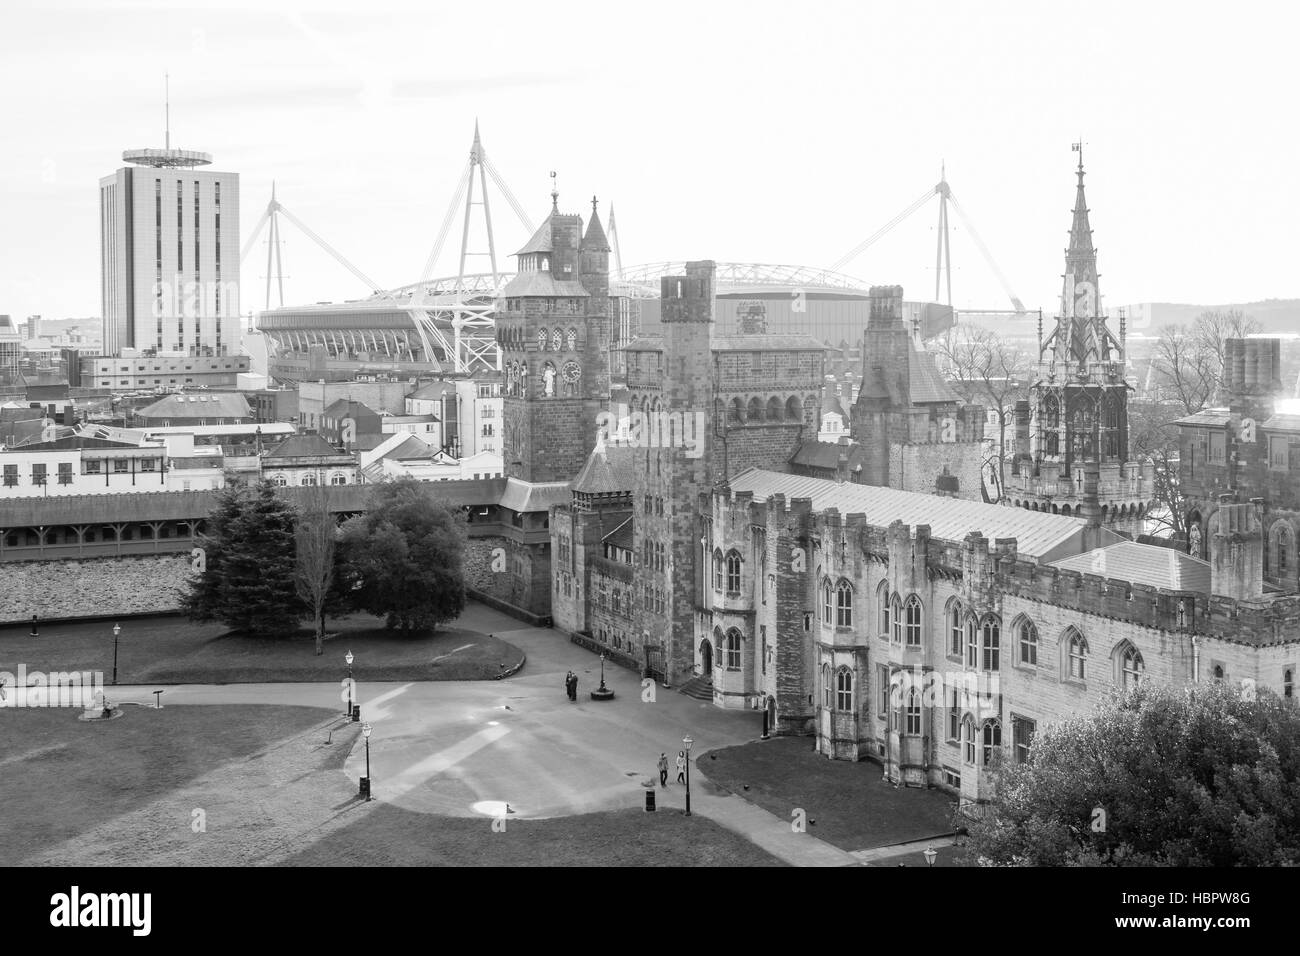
(1210, 496, 1263, 601)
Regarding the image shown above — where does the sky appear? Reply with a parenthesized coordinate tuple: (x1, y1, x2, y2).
(0, 0, 1296, 323)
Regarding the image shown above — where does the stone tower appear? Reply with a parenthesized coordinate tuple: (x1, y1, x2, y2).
(498, 193, 611, 483)
(1005, 147, 1154, 535)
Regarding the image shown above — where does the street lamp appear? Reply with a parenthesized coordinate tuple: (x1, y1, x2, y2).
(682, 735, 694, 816)
(923, 845, 937, 868)
(360, 722, 373, 801)
(111, 623, 121, 685)
(345, 650, 355, 719)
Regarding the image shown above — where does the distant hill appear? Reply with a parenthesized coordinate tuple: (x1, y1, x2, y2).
(1130, 299, 1300, 334)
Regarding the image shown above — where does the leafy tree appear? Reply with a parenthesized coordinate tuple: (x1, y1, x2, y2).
(337, 477, 466, 632)
(294, 484, 338, 656)
(967, 682, 1300, 866)
(185, 478, 301, 637)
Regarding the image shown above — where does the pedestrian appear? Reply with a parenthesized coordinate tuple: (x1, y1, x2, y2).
(564, 670, 571, 698)
(570, 673, 579, 700)
(676, 750, 686, 785)
(30, 614, 38, 637)
(658, 752, 669, 788)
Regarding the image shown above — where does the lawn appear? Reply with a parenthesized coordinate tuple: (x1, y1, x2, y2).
(0, 704, 336, 866)
(3, 703, 784, 867)
(0, 613, 524, 684)
(697, 737, 958, 852)
(283, 804, 786, 867)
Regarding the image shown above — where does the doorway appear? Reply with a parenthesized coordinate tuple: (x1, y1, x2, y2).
(699, 639, 713, 680)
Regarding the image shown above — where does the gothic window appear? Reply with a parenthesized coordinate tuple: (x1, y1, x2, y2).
(878, 583, 890, 637)
(835, 666, 853, 712)
(891, 595, 903, 644)
(538, 327, 548, 351)
(713, 549, 724, 590)
(961, 716, 977, 765)
(1066, 628, 1089, 680)
(904, 595, 922, 647)
(982, 616, 1001, 671)
(821, 578, 833, 624)
(1013, 716, 1035, 764)
(836, 581, 854, 627)
(1016, 617, 1038, 666)
(785, 395, 802, 421)
(964, 616, 978, 669)
(766, 396, 781, 421)
(822, 663, 832, 707)
(905, 685, 922, 734)
(567, 327, 577, 351)
(729, 398, 744, 424)
(948, 599, 963, 656)
(1119, 644, 1145, 691)
(725, 550, 742, 592)
(552, 328, 562, 351)
(725, 629, 742, 670)
(1270, 522, 1294, 579)
(1071, 397, 1097, 461)
(747, 397, 763, 421)
(1042, 392, 1060, 457)
(1102, 393, 1122, 459)
(982, 718, 1001, 766)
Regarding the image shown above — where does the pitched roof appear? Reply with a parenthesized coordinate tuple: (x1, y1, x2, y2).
(725, 467, 1121, 561)
(407, 381, 458, 401)
(1051, 541, 1210, 593)
(499, 273, 590, 298)
(790, 439, 869, 472)
(377, 435, 441, 462)
(907, 347, 960, 404)
(1174, 408, 1231, 427)
(571, 442, 636, 495)
(1262, 412, 1300, 434)
(264, 433, 346, 460)
(498, 477, 572, 513)
(515, 215, 556, 256)
(602, 515, 634, 550)
(821, 393, 847, 419)
(137, 392, 252, 420)
(583, 207, 610, 252)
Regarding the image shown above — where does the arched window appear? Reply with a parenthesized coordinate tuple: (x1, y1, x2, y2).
(725, 550, 742, 592)
(948, 600, 963, 656)
(330, 473, 348, 485)
(567, 327, 577, 351)
(904, 595, 923, 647)
(270, 475, 287, 487)
(982, 616, 1000, 671)
(1285, 669, 1294, 699)
(785, 395, 802, 421)
(961, 716, 976, 765)
(836, 581, 854, 627)
(905, 685, 922, 734)
(1271, 522, 1294, 578)
(712, 549, 724, 591)
(551, 328, 562, 351)
(1120, 644, 1144, 691)
(766, 396, 781, 421)
(891, 595, 903, 644)
(878, 584, 891, 637)
(835, 666, 853, 711)
(982, 718, 1002, 766)
(747, 397, 763, 421)
(538, 327, 548, 350)
(1042, 393, 1060, 457)
(964, 616, 978, 669)
(729, 398, 744, 424)
(301, 474, 317, 486)
(1213, 664, 1224, 681)
(725, 630, 742, 670)
(1066, 628, 1089, 680)
(822, 663, 832, 707)
(1016, 617, 1038, 666)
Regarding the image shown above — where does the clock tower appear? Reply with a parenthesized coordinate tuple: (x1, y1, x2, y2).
(498, 191, 612, 483)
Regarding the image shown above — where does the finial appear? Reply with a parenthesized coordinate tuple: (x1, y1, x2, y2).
(591, 195, 598, 215)
(550, 170, 558, 210)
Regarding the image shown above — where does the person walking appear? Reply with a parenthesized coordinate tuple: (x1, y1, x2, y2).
(569, 673, 579, 701)
(675, 751, 687, 785)
(657, 752, 669, 788)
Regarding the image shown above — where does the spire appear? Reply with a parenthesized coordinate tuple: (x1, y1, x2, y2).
(550, 170, 559, 211)
(1057, 141, 1103, 366)
(583, 195, 610, 251)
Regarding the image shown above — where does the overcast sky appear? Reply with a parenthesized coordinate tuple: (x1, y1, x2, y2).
(1, 0, 1295, 322)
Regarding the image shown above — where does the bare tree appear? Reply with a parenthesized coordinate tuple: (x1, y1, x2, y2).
(295, 484, 337, 656)
(1148, 324, 1218, 415)
(1194, 308, 1261, 401)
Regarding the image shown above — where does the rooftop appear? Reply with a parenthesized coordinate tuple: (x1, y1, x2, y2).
(1051, 540, 1211, 593)
(725, 468, 1120, 561)
(571, 442, 637, 495)
(137, 392, 252, 420)
(498, 477, 572, 514)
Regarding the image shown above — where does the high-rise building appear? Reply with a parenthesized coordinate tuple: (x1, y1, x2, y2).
(100, 137, 239, 358)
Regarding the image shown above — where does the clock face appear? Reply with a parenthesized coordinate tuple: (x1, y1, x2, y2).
(562, 361, 581, 384)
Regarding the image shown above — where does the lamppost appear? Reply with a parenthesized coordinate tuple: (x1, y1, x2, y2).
(591, 651, 615, 700)
(683, 735, 694, 816)
(111, 623, 121, 685)
(360, 722, 373, 801)
(923, 845, 937, 868)
(345, 650, 354, 719)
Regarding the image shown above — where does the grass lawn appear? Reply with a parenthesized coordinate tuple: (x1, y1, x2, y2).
(698, 737, 958, 852)
(0, 613, 524, 684)
(0, 704, 334, 865)
(283, 804, 786, 867)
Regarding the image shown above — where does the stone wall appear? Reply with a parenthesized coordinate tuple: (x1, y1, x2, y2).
(0, 554, 192, 622)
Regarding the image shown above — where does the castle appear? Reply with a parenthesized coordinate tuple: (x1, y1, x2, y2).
(500, 162, 1298, 803)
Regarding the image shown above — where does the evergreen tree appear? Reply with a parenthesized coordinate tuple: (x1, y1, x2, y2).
(337, 477, 466, 632)
(967, 681, 1300, 866)
(184, 478, 302, 637)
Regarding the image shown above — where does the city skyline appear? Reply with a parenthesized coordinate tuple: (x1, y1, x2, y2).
(1, 0, 1296, 322)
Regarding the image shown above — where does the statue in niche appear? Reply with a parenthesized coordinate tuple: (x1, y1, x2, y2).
(1188, 523, 1203, 558)
(542, 363, 557, 397)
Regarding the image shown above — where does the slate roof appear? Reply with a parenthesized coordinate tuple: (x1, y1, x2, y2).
(407, 381, 458, 401)
(499, 273, 591, 298)
(602, 515, 635, 551)
(725, 467, 1121, 561)
(264, 434, 349, 460)
(1174, 408, 1231, 427)
(498, 477, 572, 513)
(907, 348, 960, 404)
(1051, 541, 1211, 593)
(790, 440, 869, 472)
(1262, 412, 1300, 434)
(571, 442, 636, 495)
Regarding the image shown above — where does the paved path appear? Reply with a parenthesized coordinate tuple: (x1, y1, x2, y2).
(94, 603, 857, 866)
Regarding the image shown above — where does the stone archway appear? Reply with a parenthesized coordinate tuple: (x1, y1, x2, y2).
(699, 639, 714, 679)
